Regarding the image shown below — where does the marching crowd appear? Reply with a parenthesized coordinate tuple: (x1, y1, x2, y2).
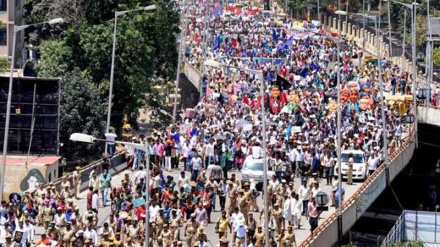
(0, 1, 417, 247)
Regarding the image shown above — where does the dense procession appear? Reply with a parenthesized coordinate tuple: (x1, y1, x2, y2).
(0, 0, 422, 246)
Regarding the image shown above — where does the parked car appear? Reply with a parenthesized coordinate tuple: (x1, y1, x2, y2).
(334, 150, 368, 181)
(241, 154, 275, 191)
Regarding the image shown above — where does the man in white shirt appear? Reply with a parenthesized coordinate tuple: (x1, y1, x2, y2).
(149, 200, 161, 223)
(235, 220, 247, 246)
(204, 139, 215, 165)
(298, 180, 310, 215)
(24, 218, 34, 243)
(177, 171, 190, 189)
(311, 181, 322, 198)
(83, 224, 98, 245)
(367, 150, 380, 176)
(191, 153, 203, 181)
(230, 207, 244, 242)
(91, 190, 100, 213)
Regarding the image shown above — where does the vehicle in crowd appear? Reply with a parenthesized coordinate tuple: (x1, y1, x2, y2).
(241, 154, 275, 190)
(334, 150, 368, 180)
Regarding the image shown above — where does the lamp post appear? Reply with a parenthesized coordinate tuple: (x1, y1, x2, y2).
(105, 5, 157, 153)
(203, 60, 269, 247)
(0, 18, 64, 200)
(375, 7, 389, 172)
(69, 133, 151, 246)
(384, 0, 418, 137)
(387, 0, 392, 57)
(335, 9, 347, 242)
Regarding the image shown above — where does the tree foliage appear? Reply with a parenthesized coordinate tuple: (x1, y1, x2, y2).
(433, 47, 440, 67)
(24, 0, 180, 157)
(59, 69, 106, 159)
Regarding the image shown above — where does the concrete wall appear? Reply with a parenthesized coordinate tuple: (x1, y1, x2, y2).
(417, 106, 440, 128)
(321, 14, 413, 74)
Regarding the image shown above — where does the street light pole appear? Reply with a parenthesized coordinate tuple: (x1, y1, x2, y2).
(0, 18, 64, 200)
(411, 2, 418, 146)
(105, 5, 156, 153)
(335, 9, 347, 243)
(376, 7, 389, 172)
(387, 0, 392, 57)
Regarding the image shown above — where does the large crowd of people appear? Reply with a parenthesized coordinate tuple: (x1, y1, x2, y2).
(0, 1, 419, 247)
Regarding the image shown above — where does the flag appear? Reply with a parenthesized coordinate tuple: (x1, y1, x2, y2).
(231, 38, 237, 47)
(276, 74, 291, 90)
(300, 67, 308, 78)
(214, 6, 223, 16)
(272, 29, 279, 43)
(277, 36, 293, 50)
(212, 36, 220, 51)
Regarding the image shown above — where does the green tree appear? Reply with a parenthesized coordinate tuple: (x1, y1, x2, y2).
(36, 40, 73, 77)
(0, 56, 9, 73)
(59, 69, 106, 159)
(433, 47, 440, 67)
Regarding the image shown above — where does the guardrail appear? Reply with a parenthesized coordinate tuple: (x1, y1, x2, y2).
(183, 59, 202, 90)
(50, 151, 127, 193)
(381, 210, 440, 246)
(299, 126, 416, 247)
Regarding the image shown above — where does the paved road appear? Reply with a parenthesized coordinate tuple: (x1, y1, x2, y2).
(33, 165, 362, 246)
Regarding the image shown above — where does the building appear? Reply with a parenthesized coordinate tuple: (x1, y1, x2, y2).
(0, 0, 24, 62)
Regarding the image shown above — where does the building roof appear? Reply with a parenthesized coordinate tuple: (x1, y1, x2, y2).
(0, 155, 61, 166)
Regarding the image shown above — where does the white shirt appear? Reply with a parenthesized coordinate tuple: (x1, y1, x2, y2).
(84, 228, 98, 244)
(191, 157, 202, 170)
(283, 198, 292, 219)
(92, 193, 100, 209)
(205, 143, 215, 156)
(235, 225, 247, 238)
(105, 133, 117, 145)
(24, 223, 34, 242)
(149, 205, 161, 222)
(298, 185, 310, 201)
(177, 176, 190, 188)
(230, 212, 244, 230)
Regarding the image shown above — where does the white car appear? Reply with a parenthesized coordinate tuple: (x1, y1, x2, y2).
(241, 155, 275, 191)
(334, 150, 368, 181)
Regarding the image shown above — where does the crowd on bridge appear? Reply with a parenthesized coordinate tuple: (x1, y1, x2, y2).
(0, 1, 420, 247)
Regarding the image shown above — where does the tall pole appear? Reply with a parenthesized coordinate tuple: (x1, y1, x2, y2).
(317, 0, 320, 22)
(362, 0, 366, 50)
(387, 1, 392, 57)
(0, 26, 17, 200)
(259, 73, 269, 247)
(105, 13, 118, 154)
(377, 5, 389, 171)
(426, 0, 432, 106)
(173, 6, 187, 123)
(144, 142, 151, 247)
(336, 10, 343, 242)
(411, 2, 417, 145)
(402, 9, 406, 57)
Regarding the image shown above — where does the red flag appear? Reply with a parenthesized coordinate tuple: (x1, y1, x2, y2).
(231, 38, 237, 47)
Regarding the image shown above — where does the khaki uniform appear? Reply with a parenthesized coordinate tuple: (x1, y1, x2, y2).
(42, 206, 53, 229)
(159, 229, 172, 247)
(72, 170, 81, 198)
(169, 215, 182, 241)
(279, 231, 296, 247)
(254, 231, 265, 247)
(184, 220, 198, 247)
(238, 192, 252, 224)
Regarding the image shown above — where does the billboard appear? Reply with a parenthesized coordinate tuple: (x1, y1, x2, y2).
(0, 76, 61, 155)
